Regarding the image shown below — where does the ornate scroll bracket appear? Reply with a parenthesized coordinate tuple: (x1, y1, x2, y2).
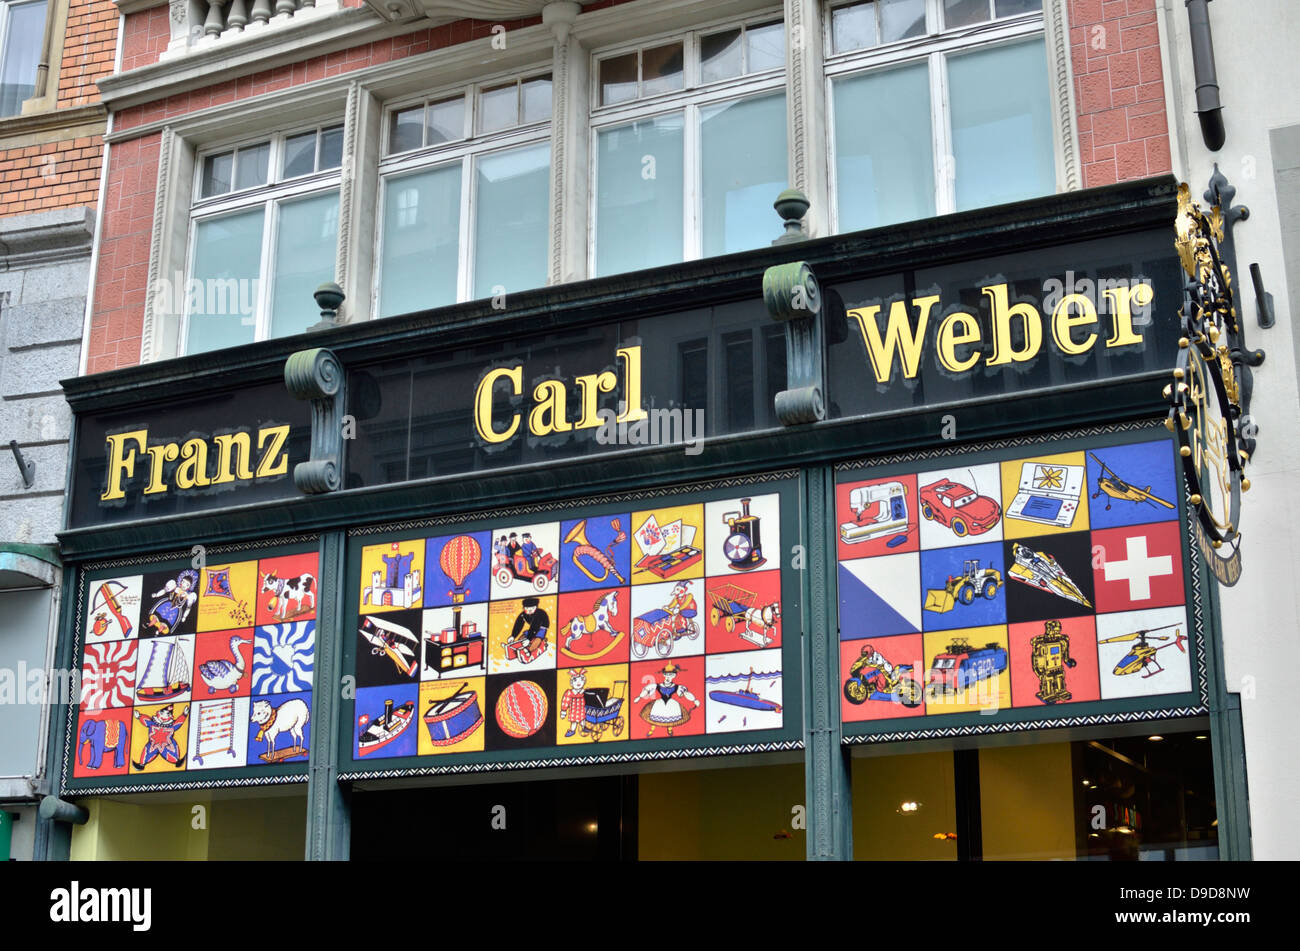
(285, 348, 347, 494)
(763, 260, 825, 426)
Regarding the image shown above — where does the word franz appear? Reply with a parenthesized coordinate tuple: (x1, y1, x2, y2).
(100, 425, 291, 501)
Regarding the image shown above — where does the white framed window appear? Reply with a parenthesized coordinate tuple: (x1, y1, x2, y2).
(590, 13, 789, 278)
(0, 0, 47, 118)
(376, 72, 553, 318)
(826, 0, 1053, 234)
(183, 124, 343, 355)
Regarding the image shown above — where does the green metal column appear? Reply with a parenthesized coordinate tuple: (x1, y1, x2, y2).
(34, 566, 77, 861)
(802, 466, 853, 859)
(304, 530, 351, 860)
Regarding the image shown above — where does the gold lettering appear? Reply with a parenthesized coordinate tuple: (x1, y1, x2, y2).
(936, 311, 982, 373)
(846, 296, 940, 383)
(1103, 283, 1150, 348)
(174, 438, 212, 490)
(143, 441, 180, 495)
(1051, 292, 1099, 355)
(984, 284, 1043, 366)
(100, 430, 147, 501)
(211, 432, 254, 485)
(616, 346, 648, 423)
(474, 366, 522, 444)
(529, 379, 572, 436)
(574, 371, 618, 430)
(256, 425, 290, 478)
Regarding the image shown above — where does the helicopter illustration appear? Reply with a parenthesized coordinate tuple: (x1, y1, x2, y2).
(1097, 623, 1186, 677)
(1089, 453, 1175, 512)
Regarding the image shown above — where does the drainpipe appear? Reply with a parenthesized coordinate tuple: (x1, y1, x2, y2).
(1186, 0, 1226, 151)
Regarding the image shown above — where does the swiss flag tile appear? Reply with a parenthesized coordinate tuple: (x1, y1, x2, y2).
(1091, 522, 1185, 613)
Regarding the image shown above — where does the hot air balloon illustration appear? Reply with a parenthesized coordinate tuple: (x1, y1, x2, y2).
(440, 535, 482, 633)
(424, 535, 487, 678)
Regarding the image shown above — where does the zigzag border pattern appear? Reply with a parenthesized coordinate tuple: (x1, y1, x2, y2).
(84, 532, 320, 572)
(845, 705, 1209, 745)
(67, 774, 309, 796)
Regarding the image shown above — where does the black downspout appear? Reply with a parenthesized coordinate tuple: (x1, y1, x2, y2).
(1186, 0, 1226, 151)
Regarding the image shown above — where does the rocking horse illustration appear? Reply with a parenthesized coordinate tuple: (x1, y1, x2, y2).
(562, 590, 626, 662)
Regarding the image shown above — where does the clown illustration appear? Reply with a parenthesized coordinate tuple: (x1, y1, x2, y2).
(132, 703, 189, 769)
(147, 569, 199, 636)
(636, 661, 699, 737)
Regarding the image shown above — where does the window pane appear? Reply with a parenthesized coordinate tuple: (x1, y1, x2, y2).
(832, 2, 879, 53)
(833, 63, 935, 231)
(390, 105, 424, 153)
(186, 208, 264, 355)
(473, 144, 550, 300)
(379, 163, 462, 317)
(234, 142, 270, 190)
(599, 52, 638, 105)
(949, 39, 1055, 211)
(201, 152, 234, 198)
(270, 192, 339, 339)
(282, 132, 317, 179)
(700, 93, 788, 257)
(701, 29, 743, 84)
(0, 0, 47, 118)
(642, 43, 684, 97)
(595, 114, 684, 277)
(426, 97, 465, 145)
(995, 0, 1041, 15)
(522, 75, 552, 123)
(479, 82, 518, 134)
(944, 0, 990, 28)
(319, 125, 344, 170)
(745, 20, 786, 73)
(880, 0, 926, 42)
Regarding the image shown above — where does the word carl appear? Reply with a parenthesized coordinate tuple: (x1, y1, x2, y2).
(50, 882, 152, 932)
(100, 425, 290, 500)
(594, 405, 705, 456)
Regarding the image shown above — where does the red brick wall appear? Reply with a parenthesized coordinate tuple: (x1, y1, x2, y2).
(122, 6, 172, 72)
(58, 0, 119, 107)
(0, 137, 104, 216)
(1068, 0, 1172, 187)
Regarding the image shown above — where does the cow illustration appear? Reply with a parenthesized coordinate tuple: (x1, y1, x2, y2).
(250, 698, 310, 760)
(260, 571, 316, 619)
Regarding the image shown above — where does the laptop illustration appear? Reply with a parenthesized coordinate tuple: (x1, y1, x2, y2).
(1006, 462, 1085, 528)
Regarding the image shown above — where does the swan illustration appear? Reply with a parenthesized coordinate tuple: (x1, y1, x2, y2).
(197, 635, 251, 694)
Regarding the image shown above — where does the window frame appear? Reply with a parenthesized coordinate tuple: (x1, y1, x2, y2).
(373, 69, 554, 316)
(0, 0, 49, 119)
(587, 8, 789, 278)
(183, 125, 345, 354)
(823, 0, 1054, 234)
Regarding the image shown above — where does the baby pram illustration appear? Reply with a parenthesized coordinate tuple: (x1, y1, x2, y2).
(577, 680, 627, 741)
(631, 602, 699, 658)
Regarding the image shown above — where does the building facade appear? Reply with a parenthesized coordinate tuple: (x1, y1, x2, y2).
(30, 0, 1296, 860)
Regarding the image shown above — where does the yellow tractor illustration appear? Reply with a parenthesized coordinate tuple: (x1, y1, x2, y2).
(924, 559, 1003, 614)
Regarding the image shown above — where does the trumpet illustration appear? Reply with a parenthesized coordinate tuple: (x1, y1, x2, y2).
(565, 518, 627, 585)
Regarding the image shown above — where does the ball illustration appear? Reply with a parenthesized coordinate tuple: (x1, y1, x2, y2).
(495, 680, 548, 738)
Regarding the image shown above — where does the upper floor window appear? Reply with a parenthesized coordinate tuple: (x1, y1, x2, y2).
(184, 125, 343, 355)
(377, 73, 553, 317)
(826, 0, 1052, 233)
(0, 0, 47, 118)
(591, 15, 788, 278)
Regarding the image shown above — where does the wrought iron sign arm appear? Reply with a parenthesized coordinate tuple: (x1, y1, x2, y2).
(285, 348, 347, 494)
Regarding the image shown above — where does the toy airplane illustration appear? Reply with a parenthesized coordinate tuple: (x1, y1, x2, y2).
(1089, 453, 1176, 511)
(359, 615, 419, 678)
(1009, 543, 1092, 608)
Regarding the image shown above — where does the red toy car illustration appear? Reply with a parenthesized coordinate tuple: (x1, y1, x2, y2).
(919, 479, 1001, 538)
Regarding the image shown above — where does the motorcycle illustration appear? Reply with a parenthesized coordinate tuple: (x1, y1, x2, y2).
(843, 647, 923, 708)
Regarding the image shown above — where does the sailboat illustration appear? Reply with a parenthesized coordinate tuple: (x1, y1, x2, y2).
(136, 639, 191, 702)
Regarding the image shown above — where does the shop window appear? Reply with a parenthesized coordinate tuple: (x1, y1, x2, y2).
(184, 125, 344, 355)
(826, 0, 1054, 233)
(376, 74, 553, 317)
(591, 16, 788, 277)
(0, 0, 46, 118)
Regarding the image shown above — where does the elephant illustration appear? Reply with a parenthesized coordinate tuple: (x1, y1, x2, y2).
(78, 717, 125, 770)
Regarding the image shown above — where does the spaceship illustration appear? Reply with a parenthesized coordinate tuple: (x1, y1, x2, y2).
(1008, 543, 1092, 608)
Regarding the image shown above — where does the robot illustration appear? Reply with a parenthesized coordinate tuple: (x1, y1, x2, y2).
(1030, 620, 1077, 704)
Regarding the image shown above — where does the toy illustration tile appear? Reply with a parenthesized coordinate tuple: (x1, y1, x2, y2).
(705, 648, 783, 735)
(84, 575, 142, 643)
(421, 602, 488, 681)
(255, 551, 319, 625)
(485, 671, 557, 749)
(247, 691, 312, 765)
(133, 635, 194, 706)
(80, 639, 137, 711)
(488, 595, 559, 674)
(556, 587, 630, 668)
(1095, 606, 1191, 699)
(355, 610, 420, 687)
(836, 473, 919, 560)
(424, 531, 492, 609)
(839, 634, 926, 722)
(359, 540, 425, 614)
(998, 451, 1090, 539)
(559, 514, 632, 592)
(627, 657, 706, 740)
(704, 569, 782, 653)
(838, 552, 922, 640)
(192, 629, 255, 700)
(1085, 440, 1179, 530)
(139, 568, 201, 638)
(418, 677, 487, 755)
(922, 626, 1011, 716)
(916, 462, 1004, 549)
(1002, 532, 1096, 624)
(488, 521, 560, 599)
(73, 709, 133, 778)
(704, 493, 781, 577)
(920, 541, 1007, 632)
(129, 701, 192, 774)
(1091, 521, 1185, 614)
(253, 620, 315, 694)
(556, 662, 632, 746)
(630, 579, 705, 660)
(354, 683, 420, 761)
(187, 696, 250, 770)
(629, 502, 705, 584)
(1007, 616, 1100, 708)
(196, 561, 257, 633)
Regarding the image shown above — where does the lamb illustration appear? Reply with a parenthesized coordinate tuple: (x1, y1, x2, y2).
(198, 635, 251, 694)
(250, 698, 310, 761)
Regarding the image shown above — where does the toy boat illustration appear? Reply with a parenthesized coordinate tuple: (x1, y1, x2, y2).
(707, 670, 782, 713)
(136, 639, 191, 702)
(357, 698, 415, 756)
(1009, 543, 1092, 608)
